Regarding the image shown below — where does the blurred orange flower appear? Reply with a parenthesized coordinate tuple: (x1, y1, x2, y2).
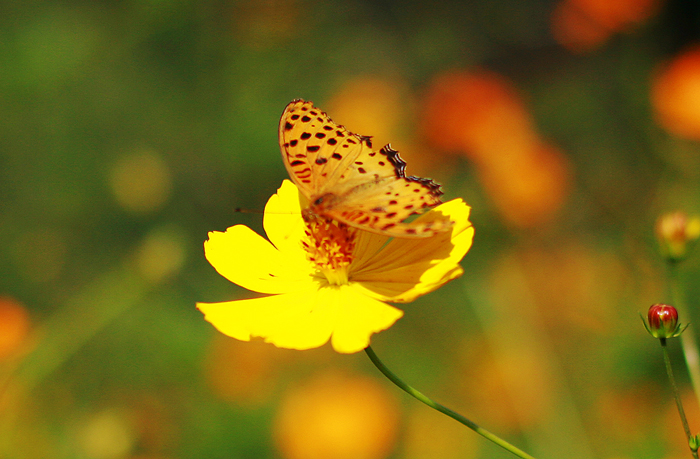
(652, 46, 700, 140)
(422, 70, 537, 161)
(551, 0, 663, 52)
(477, 142, 571, 227)
(0, 296, 31, 360)
(273, 371, 399, 459)
(422, 71, 571, 227)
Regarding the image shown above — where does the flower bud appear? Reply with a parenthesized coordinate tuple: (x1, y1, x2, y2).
(655, 212, 700, 261)
(690, 434, 700, 452)
(646, 303, 680, 339)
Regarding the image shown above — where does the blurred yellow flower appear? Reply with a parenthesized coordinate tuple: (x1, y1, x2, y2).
(655, 211, 700, 261)
(197, 180, 473, 354)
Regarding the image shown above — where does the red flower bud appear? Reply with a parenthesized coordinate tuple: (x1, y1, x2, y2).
(647, 303, 679, 339)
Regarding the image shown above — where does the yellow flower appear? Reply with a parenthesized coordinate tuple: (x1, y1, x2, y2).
(197, 180, 474, 354)
(655, 211, 700, 261)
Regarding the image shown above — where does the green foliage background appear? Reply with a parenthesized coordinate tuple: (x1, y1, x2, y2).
(2, 1, 700, 458)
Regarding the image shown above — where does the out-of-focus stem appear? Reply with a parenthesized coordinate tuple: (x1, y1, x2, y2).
(661, 338, 699, 459)
(668, 262, 700, 409)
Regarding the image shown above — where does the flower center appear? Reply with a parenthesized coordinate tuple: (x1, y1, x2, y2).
(301, 218, 356, 285)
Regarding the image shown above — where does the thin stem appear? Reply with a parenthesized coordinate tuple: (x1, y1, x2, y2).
(668, 262, 700, 410)
(364, 346, 537, 459)
(661, 338, 699, 459)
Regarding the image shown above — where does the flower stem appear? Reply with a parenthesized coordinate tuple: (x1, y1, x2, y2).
(364, 346, 537, 459)
(668, 262, 700, 410)
(661, 338, 699, 459)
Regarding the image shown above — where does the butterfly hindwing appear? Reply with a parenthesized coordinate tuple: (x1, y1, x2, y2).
(319, 176, 451, 237)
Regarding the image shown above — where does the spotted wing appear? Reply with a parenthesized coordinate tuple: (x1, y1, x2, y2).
(279, 99, 402, 198)
(319, 174, 454, 238)
(279, 99, 451, 238)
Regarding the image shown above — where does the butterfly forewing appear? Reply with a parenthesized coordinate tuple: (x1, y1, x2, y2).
(279, 99, 452, 238)
(279, 100, 385, 196)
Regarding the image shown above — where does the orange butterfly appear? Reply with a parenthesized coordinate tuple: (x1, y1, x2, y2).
(279, 99, 453, 238)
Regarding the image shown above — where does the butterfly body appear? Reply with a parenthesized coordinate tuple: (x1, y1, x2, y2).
(279, 99, 453, 238)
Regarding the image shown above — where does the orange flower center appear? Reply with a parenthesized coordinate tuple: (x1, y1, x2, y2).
(302, 218, 356, 285)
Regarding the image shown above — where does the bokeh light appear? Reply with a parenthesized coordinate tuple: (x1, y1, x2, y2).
(0, 296, 31, 361)
(327, 77, 409, 148)
(134, 225, 187, 284)
(652, 46, 700, 141)
(78, 408, 135, 459)
(402, 406, 479, 459)
(273, 372, 399, 459)
(453, 338, 553, 432)
(477, 142, 570, 227)
(422, 70, 571, 226)
(422, 70, 538, 161)
(551, 0, 663, 52)
(108, 150, 173, 215)
(205, 335, 288, 407)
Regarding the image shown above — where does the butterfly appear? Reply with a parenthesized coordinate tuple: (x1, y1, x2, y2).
(278, 99, 454, 238)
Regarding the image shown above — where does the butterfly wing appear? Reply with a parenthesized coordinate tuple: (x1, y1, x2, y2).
(279, 99, 397, 197)
(315, 170, 453, 238)
(279, 99, 452, 238)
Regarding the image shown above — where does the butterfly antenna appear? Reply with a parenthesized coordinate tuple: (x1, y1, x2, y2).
(234, 208, 263, 214)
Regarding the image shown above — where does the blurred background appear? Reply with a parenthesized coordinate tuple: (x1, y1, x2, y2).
(2, 0, 700, 458)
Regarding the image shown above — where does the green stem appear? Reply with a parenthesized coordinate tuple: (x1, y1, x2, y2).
(365, 346, 537, 459)
(661, 338, 699, 459)
(667, 262, 700, 410)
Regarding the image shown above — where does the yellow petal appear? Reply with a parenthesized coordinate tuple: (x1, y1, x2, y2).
(197, 285, 403, 354)
(352, 199, 474, 302)
(263, 180, 309, 256)
(197, 289, 333, 351)
(329, 285, 404, 353)
(204, 225, 315, 294)
(351, 228, 391, 268)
